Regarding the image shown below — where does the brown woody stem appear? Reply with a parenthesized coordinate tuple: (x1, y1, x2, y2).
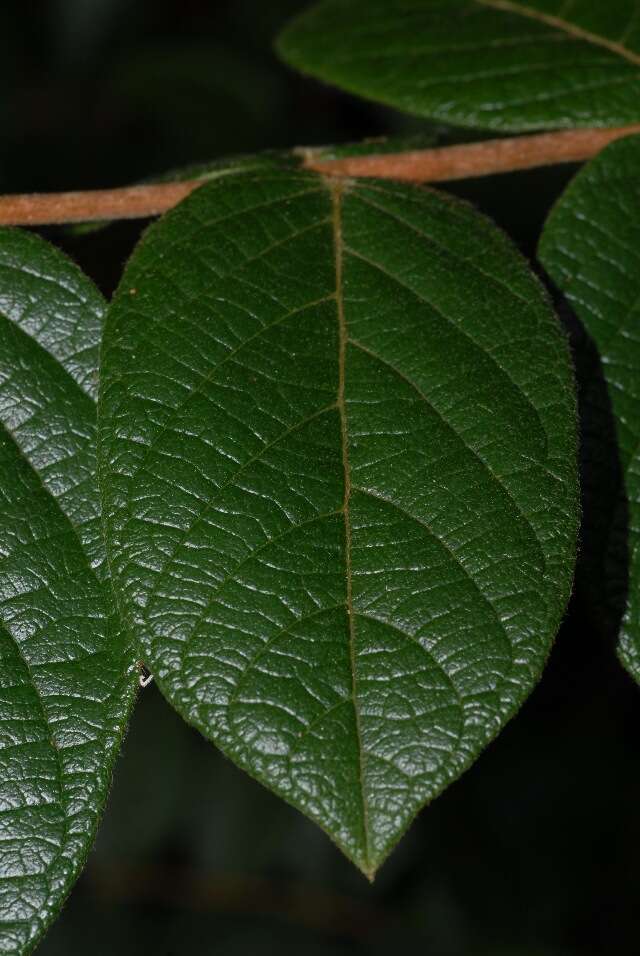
(1, 125, 638, 226)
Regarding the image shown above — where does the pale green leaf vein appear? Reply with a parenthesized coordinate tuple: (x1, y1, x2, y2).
(477, 0, 640, 66)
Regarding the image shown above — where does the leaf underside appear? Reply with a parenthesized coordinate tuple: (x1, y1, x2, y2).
(0, 230, 136, 955)
(539, 132, 640, 683)
(99, 170, 578, 875)
(277, 0, 640, 132)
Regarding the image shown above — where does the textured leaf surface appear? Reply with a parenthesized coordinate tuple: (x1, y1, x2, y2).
(99, 170, 578, 875)
(0, 230, 136, 954)
(539, 133, 640, 682)
(277, 0, 640, 132)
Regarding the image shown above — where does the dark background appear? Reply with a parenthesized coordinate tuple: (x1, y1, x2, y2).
(3, 2, 639, 954)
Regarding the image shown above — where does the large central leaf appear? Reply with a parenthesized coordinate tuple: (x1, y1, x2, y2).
(98, 170, 578, 874)
(277, 0, 640, 132)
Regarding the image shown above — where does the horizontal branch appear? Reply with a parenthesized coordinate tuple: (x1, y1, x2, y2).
(306, 124, 640, 182)
(0, 124, 638, 226)
(0, 181, 198, 227)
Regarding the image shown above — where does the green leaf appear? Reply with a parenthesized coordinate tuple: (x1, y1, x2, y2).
(277, 0, 640, 132)
(539, 133, 640, 683)
(98, 170, 578, 876)
(0, 229, 136, 954)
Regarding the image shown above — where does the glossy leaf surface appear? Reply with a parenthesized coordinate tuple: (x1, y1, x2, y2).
(99, 170, 578, 875)
(0, 230, 136, 954)
(539, 133, 640, 682)
(277, 0, 640, 132)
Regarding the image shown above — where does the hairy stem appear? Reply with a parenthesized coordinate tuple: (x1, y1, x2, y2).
(1, 125, 639, 226)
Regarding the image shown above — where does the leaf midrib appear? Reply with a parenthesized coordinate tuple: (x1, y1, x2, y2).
(331, 179, 371, 875)
(477, 0, 640, 67)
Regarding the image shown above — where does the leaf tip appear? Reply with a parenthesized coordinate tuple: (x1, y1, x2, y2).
(363, 865, 377, 884)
